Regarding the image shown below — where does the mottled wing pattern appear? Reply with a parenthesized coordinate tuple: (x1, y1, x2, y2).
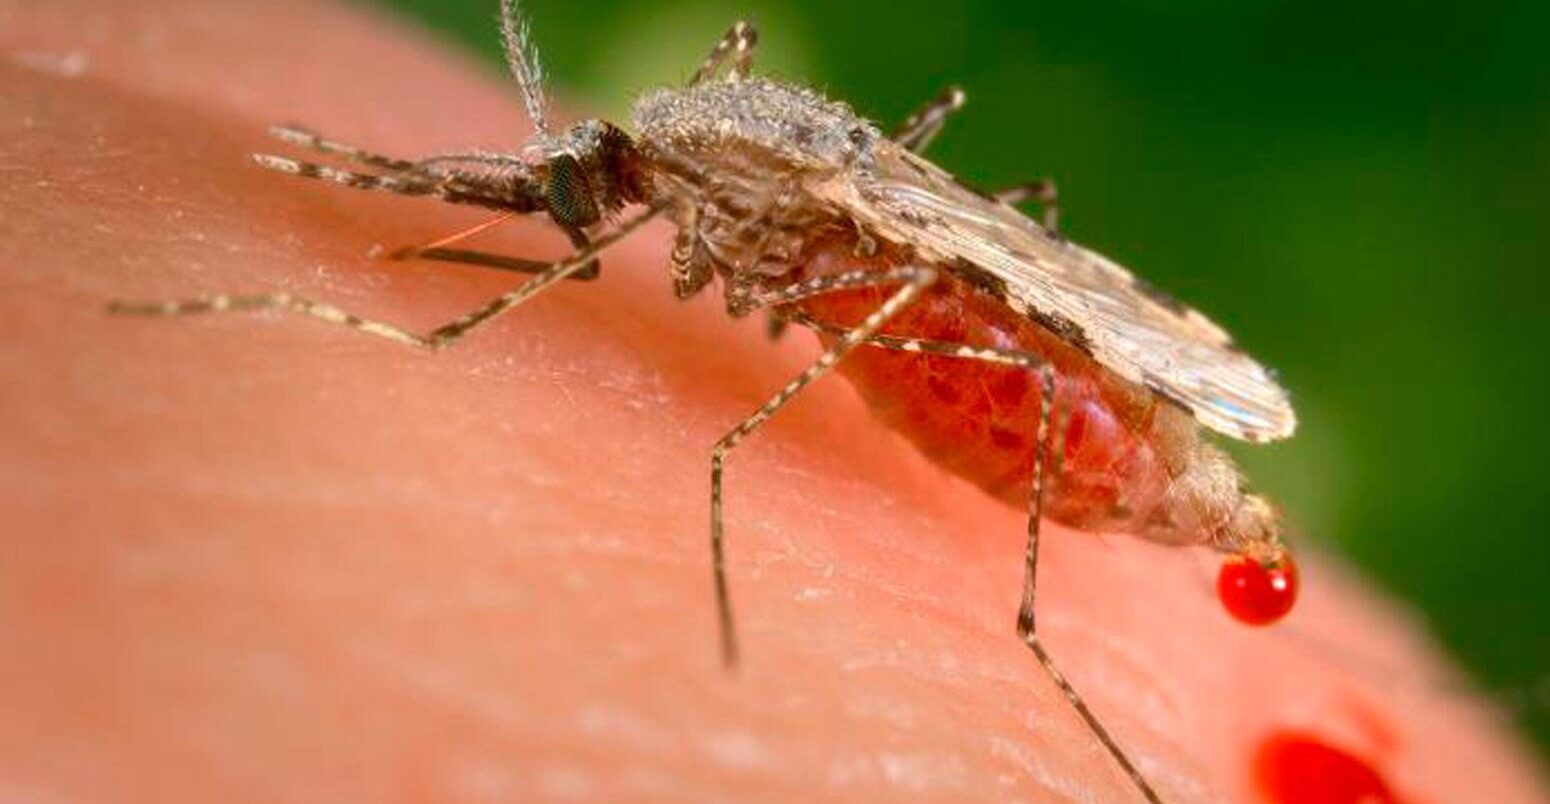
(810, 141, 1296, 443)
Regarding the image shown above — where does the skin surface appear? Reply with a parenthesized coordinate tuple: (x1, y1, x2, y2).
(2, 1, 1546, 801)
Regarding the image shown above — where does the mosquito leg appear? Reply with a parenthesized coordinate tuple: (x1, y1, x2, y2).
(892, 85, 966, 154)
(776, 309, 1047, 370)
(560, 225, 603, 281)
(764, 312, 789, 341)
(994, 178, 1060, 233)
(1015, 370, 1162, 803)
(728, 264, 938, 316)
(790, 302, 1160, 800)
(728, 291, 1157, 795)
(710, 264, 938, 666)
(107, 207, 659, 348)
(691, 20, 759, 85)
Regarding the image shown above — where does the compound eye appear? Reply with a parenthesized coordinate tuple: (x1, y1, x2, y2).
(546, 154, 600, 229)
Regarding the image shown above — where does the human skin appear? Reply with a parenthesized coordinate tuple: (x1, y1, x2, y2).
(1, 1, 1545, 801)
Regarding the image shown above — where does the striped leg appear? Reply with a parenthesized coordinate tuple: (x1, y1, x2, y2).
(691, 20, 758, 85)
(107, 207, 658, 349)
(777, 309, 1047, 370)
(777, 307, 1161, 802)
(1014, 380, 1161, 803)
(728, 264, 937, 316)
(709, 265, 937, 666)
(893, 86, 966, 154)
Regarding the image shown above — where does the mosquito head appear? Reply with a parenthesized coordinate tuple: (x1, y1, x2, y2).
(499, 1, 649, 229)
(523, 119, 648, 230)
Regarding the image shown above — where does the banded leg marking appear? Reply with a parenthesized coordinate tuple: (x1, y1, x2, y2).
(1016, 368, 1162, 803)
(893, 86, 966, 154)
(781, 302, 1158, 801)
(777, 309, 1046, 370)
(691, 20, 759, 85)
(108, 207, 659, 348)
(729, 264, 933, 316)
(710, 264, 938, 666)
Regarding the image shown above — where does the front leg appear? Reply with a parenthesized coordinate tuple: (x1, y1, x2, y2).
(708, 265, 938, 665)
(108, 208, 658, 349)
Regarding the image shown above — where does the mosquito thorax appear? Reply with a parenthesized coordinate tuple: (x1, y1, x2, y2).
(629, 80, 884, 301)
(631, 79, 879, 175)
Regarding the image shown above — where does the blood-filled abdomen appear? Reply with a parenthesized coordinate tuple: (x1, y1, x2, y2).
(788, 234, 1209, 541)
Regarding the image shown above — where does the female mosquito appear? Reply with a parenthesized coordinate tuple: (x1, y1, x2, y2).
(110, 3, 1302, 800)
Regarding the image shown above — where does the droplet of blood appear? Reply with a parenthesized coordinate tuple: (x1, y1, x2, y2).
(1218, 551, 1298, 625)
(1255, 730, 1401, 804)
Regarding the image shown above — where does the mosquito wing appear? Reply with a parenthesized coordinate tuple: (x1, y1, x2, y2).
(810, 141, 1296, 443)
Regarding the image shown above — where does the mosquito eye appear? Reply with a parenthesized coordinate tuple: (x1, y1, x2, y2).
(1217, 551, 1299, 626)
(546, 154, 600, 229)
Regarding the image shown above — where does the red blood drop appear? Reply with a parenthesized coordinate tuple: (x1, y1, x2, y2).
(1218, 552, 1299, 625)
(1255, 731, 1401, 804)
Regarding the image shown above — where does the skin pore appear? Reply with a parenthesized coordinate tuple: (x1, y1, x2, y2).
(2, 0, 1546, 800)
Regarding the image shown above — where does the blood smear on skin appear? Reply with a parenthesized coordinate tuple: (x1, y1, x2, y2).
(1255, 730, 1405, 804)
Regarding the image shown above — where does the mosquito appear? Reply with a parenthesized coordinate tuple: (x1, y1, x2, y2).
(109, 2, 1302, 800)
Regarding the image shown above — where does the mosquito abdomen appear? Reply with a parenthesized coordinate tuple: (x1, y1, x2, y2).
(787, 233, 1267, 547)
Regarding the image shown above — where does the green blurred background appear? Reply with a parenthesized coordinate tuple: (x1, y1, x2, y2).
(374, 0, 1548, 755)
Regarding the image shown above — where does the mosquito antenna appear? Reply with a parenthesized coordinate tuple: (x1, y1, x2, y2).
(499, 0, 550, 136)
